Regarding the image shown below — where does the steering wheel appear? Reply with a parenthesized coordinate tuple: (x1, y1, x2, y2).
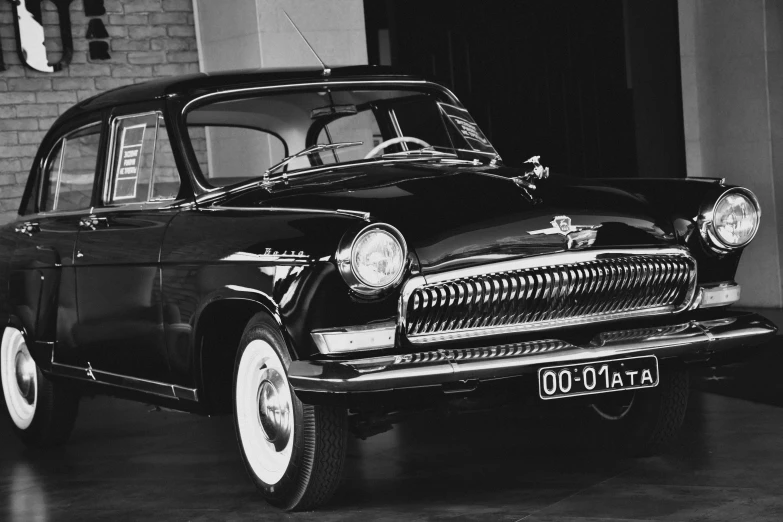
(364, 136, 432, 159)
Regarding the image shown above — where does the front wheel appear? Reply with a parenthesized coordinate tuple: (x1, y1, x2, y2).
(0, 326, 80, 447)
(587, 365, 689, 456)
(233, 314, 348, 511)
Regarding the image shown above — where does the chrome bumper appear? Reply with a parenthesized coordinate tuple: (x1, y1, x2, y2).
(289, 312, 776, 397)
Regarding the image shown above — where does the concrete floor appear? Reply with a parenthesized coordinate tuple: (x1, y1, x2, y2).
(2, 379, 783, 520)
(2, 309, 783, 521)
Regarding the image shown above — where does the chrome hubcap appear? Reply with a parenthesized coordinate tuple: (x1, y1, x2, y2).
(2, 327, 38, 430)
(14, 350, 35, 404)
(257, 368, 291, 452)
(236, 339, 294, 485)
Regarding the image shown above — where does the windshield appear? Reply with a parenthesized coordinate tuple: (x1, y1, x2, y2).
(185, 87, 498, 188)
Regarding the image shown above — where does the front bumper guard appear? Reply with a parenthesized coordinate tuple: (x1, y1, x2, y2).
(289, 312, 776, 396)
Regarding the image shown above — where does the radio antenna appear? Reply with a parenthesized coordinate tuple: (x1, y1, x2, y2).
(284, 11, 331, 77)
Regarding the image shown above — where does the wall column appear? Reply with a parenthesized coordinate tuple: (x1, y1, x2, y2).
(192, 0, 367, 72)
(679, 0, 783, 307)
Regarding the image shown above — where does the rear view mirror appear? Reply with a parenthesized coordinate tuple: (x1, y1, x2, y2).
(310, 104, 358, 119)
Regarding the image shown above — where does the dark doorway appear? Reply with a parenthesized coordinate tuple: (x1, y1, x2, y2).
(364, 0, 686, 179)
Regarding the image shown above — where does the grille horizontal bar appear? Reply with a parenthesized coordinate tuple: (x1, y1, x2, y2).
(389, 340, 568, 366)
(402, 251, 697, 343)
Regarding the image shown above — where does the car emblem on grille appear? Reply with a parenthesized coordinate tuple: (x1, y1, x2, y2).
(528, 215, 602, 249)
(553, 215, 572, 233)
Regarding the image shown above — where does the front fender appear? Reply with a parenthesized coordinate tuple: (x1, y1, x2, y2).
(276, 261, 400, 359)
(598, 178, 745, 283)
(161, 207, 405, 369)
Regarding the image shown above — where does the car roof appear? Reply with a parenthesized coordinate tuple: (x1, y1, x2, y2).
(70, 65, 426, 115)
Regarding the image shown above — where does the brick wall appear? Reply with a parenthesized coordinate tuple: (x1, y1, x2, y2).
(0, 0, 200, 225)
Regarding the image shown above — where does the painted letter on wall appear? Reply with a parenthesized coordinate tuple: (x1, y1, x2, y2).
(10, 0, 74, 72)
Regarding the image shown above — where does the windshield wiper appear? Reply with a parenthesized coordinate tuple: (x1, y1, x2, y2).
(262, 141, 363, 185)
(378, 147, 458, 159)
(378, 147, 502, 167)
(378, 147, 496, 167)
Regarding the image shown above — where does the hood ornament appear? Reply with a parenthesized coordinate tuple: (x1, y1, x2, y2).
(528, 215, 602, 250)
(512, 156, 550, 191)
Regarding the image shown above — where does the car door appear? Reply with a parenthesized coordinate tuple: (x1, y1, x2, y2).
(9, 119, 104, 367)
(72, 107, 183, 384)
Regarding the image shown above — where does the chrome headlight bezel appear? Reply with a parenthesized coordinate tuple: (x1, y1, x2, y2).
(698, 187, 760, 253)
(336, 223, 408, 296)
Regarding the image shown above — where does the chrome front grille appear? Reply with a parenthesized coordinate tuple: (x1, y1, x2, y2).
(401, 249, 697, 344)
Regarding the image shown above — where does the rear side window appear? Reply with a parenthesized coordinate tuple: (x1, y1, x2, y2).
(40, 123, 101, 212)
(106, 112, 181, 204)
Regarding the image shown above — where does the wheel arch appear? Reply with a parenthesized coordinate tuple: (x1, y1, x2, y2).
(0, 314, 53, 371)
(193, 292, 292, 415)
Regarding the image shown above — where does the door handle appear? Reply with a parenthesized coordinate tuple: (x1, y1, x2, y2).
(78, 215, 109, 230)
(14, 221, 40, 236)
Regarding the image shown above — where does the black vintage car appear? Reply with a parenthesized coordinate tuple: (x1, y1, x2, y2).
(0, 66, 775, 511)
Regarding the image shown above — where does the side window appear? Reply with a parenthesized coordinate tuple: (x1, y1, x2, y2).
(107, 112, 181, 204)
(40, 123, 101, 212)
(186, 125, 286, 187)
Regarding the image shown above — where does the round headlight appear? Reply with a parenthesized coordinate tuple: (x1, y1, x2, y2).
(352, 229, 404, 287)
(337, 223, 407, 295)
(700, 188, 760, 252)
(713, 192, 759, 247)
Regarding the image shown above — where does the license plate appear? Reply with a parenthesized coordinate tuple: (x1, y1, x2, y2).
(537, 355, 659, 400)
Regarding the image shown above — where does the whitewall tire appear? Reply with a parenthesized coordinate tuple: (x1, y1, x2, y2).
(1, 327, 37, 430)
(236, 338, 295, 485)
(0, 326, 80, 447)
(233, 314, 348, 511)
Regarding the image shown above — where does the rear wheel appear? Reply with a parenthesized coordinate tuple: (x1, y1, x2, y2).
(0, 326, 80, 447)
(587, 366, 689, 456)
(233, 314, 347, 511)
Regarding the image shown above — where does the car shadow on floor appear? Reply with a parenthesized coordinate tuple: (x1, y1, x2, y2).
(327, 392, 714, 512)
(0, 385, 742, 520)
(692, 334, 783, 407)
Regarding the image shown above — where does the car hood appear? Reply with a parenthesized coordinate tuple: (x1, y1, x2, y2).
(219, 163, 677, 274)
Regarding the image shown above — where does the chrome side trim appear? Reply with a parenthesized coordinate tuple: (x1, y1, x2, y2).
(50, 363, 199, 401)
(289, 312, 776, 394)
(336, 209, 371, 221)
(172, 387, 199, 401)
(203, 205, 372, 221)
(399, 248, 699, 344)
(220, 252, 311, 265)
